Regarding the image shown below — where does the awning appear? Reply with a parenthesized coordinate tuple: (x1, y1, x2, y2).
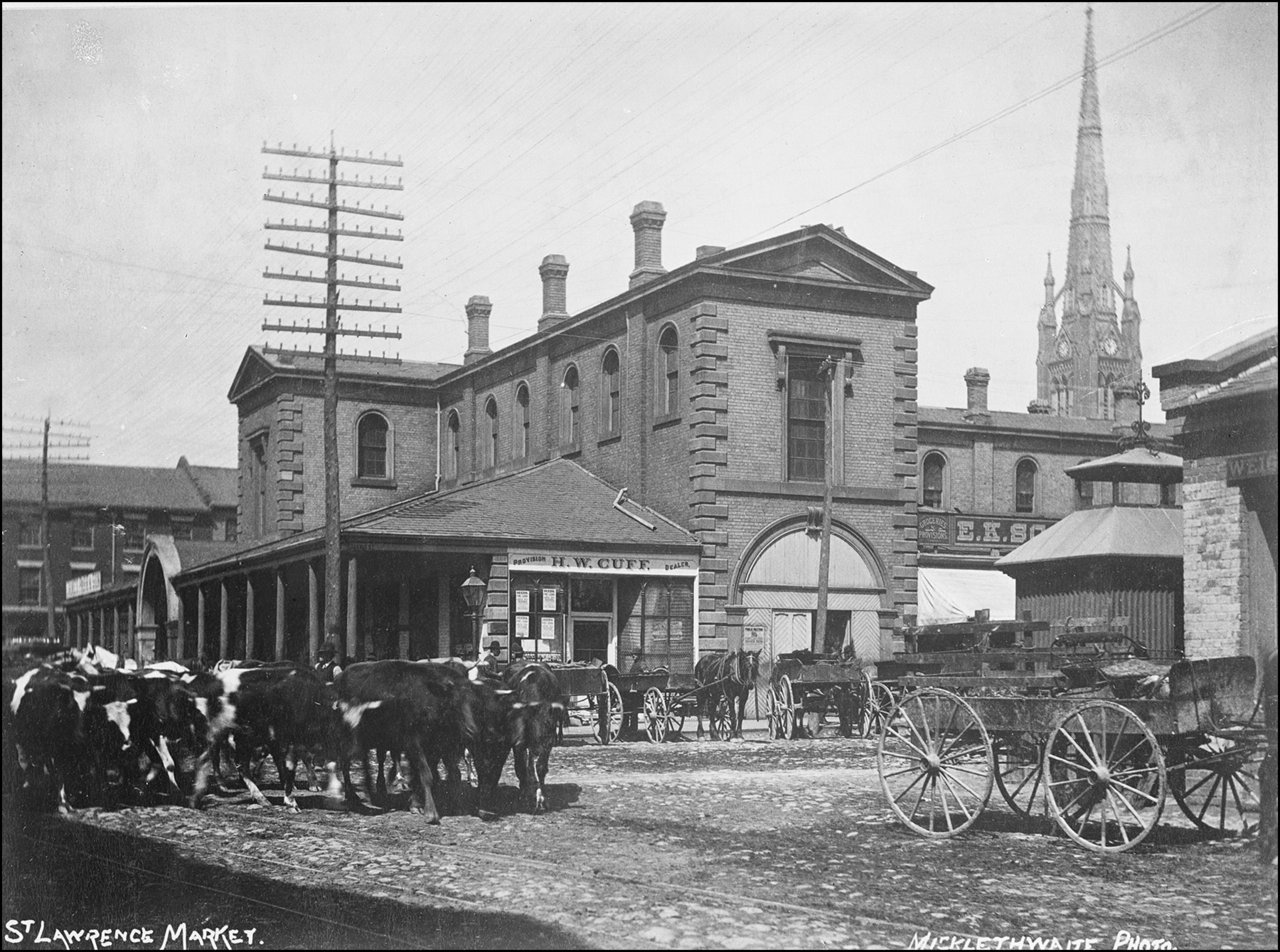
(917, 567, 1016, 624)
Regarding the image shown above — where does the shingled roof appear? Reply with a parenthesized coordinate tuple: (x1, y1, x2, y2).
(2, 460, 236, 512)
(347, 458, 699, 548)
(996, 507, 1183, 570)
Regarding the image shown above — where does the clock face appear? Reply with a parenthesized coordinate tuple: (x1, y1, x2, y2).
(1056, 338, 1071, 358)
(1102, 337, 1119, 356)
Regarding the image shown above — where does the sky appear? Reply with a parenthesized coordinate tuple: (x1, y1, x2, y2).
(2, 2, 1276, 470)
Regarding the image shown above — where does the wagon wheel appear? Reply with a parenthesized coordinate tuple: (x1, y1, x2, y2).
(877, 688, 993, 837)
(643, 687, 668, 744)
(1167, 731, 1264, 836)
(860, 676, 895, 739)
(709, 695, 732, 741)
(993, 731, 1045, 819)
(1043, 700, 1165, 853)
(765, 687, 781, 740)
(594, 682, 624, 745)
(777, 676, 797, 741)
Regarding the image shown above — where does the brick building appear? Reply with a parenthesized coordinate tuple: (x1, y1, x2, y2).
(1153, 329, 1276, 666)
(2, 457, 236, 644)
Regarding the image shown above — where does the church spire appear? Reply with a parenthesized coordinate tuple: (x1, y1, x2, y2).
(1062, 5, 1115, 323)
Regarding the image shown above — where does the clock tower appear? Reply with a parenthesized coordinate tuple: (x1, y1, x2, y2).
(1035, 7, 1143, 419)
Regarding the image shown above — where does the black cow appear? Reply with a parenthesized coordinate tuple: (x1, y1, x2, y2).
(190, 665, 345, 813)
(502, 662, 562, 814)
(7, 665, 96, 812)
(335, 660, 477, 823)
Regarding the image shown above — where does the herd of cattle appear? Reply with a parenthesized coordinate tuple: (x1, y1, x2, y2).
(2, 645, 565, 823)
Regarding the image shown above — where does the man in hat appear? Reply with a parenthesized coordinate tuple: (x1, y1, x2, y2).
(314, 638, 343, 684)
(478, 639, 504, 677)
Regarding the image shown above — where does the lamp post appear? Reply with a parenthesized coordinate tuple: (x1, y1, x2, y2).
(460, 566, 487, 657)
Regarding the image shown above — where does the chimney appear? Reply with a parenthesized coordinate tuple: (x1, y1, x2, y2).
(964, 367, 991, 413)
(464, 295, 492, 364)
(1027, 399, 1052, 415)
(629, 200, 667, 288)
(538, 254, 569, 331)
(696, 245, 725, 260)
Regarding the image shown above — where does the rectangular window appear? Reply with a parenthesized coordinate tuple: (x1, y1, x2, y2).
(123, 519, 146, 551)
(787, 357, 826, 482)
(249, 432, 269, 537)
(19, 567, 42, 605)
(72, 521, 94, 549)
(170, 519, 193, 541)
(19, 522, 40, 547)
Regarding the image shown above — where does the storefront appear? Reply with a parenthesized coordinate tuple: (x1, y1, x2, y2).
(505, 549, 698, 670)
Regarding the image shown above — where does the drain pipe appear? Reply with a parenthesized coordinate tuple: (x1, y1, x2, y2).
(434, 396, 443, 491)
(613, 488, 655, 531)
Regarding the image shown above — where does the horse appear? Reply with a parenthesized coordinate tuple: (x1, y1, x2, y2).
(694, 649, 761, 740)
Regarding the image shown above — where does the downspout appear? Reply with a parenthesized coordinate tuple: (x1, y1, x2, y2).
(434, 395, 443, 492)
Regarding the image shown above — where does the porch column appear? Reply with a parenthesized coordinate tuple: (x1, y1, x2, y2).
(173, 594, 184, 660)
(197, 585, 207, 662)
(219, 580, 229, 660)
(345, 556, 358, 661)
(398, 581, 411, 659)
(98, 607, 105, 649)
(126, 603, 134, 661)
(113, 606, 121, 657)
(308, 560, 320, 662)
(245, 574, 256, 660)
(275, 568, 286, 661)
(437, 574, 452, 658)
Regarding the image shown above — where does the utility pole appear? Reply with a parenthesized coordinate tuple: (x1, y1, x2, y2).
(261, 137, 403, 661)
(814, 357, 838, 655)
(3, 414, 91, 644)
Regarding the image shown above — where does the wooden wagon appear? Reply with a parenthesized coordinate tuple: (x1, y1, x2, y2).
(766, 651, 870, 741)
(876, 654, 1266, 852)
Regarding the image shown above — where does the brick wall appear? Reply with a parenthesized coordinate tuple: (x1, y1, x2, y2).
(1181, 454, 1248, 658)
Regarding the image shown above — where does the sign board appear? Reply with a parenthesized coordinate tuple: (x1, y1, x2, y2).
(1226, 450, 1277, 482)
(509, 549, 698, 575)
(918, 514, 1056, 551)
(66, 571, 102, 600)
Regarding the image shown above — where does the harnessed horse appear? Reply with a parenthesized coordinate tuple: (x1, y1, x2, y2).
(694, 649, 761, 740)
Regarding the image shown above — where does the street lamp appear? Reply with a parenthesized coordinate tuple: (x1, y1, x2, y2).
(460, 566, 487, 657)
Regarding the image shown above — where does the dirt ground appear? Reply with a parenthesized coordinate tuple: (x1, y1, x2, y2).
(3, 726, 1276, 950)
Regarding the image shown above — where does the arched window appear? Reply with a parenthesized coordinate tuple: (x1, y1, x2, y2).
(446, 410, 461, 479)
(922, 452, 946, 509)
(483, 397, 498, 469)
(514, 383, 530, 459)
(657, 325, 679, 416)
(1015, 458, 1038, 514)
(1051, 378, 1073, 417)
(601, 348, 621, 434)
(562, 365, 580, 446)
(357, 412, 390, 479)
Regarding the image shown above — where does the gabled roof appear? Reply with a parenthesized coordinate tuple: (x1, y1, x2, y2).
(2, 460, 236, 513)
(996, 506, 1182, 570)
(227, 345, 460, 403)
(349, 458, 699, 548)
(1064, 447, 1183, 484)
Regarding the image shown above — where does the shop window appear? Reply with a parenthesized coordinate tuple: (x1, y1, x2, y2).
(357, 412, 390, 479)
(514, 383, 530, 459)
(922, 452, 947, 509)
(446, 410, 461, 478)
(19, 567, 42, 605)
(571, 577, 613, 613)
(1015, 459, 1038, 514)
(657, 326, 679, 417)
(483, 397, 498, 469)
(561, 365, 580, 447)
(601, 348, 621, 435)
(636, 580, 694, 673)
(19, 522, 39, 547)
(787, 355, 826, 482)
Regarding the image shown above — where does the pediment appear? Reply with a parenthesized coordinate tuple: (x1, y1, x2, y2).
(226, 348, 278, 403)
(712, 227, 932, 296)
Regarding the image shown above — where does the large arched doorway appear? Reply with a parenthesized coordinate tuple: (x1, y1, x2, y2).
(732, 518, 889, 664)
(136, 536, 181, 663)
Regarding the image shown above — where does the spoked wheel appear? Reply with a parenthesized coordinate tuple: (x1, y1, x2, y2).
(859, 673, 894, 739)
(643, 687, 668, 744)
(1167, 731, 1264, 836)
(594, 682, 624, 745)
(877, 688, 994, 837)
(1043, 700, 1166, 853)
(993, 731, 1045, 818)
(765, 688, 781, 740)
(709, 696, 732, 741)
(777, 676, 796, 741)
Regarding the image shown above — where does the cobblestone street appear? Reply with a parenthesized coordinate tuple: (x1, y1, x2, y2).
(4, 728, 1276, 950)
